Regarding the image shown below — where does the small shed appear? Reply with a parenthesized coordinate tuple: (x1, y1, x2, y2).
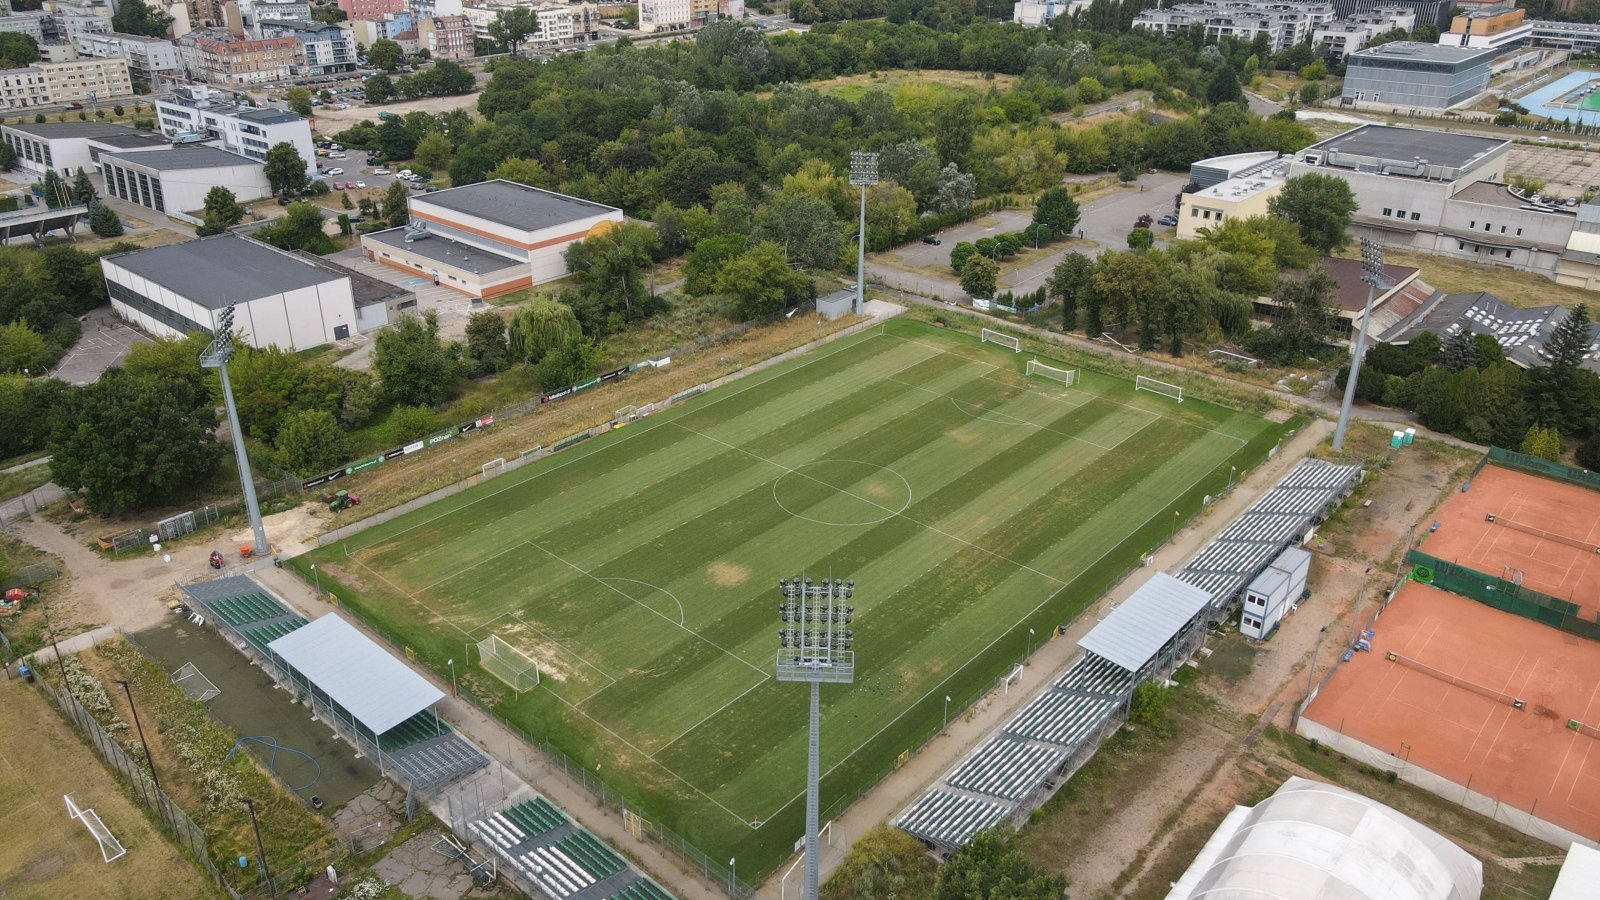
(1241, 546, 1312, 640)
(817, 289, 855, 320)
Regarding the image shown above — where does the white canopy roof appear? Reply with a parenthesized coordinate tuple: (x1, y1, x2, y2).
(1077, 573, 1212, 673)
(268, 613, 444, 735)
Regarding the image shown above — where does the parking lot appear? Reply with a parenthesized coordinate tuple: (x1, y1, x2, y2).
(50, 309, 151, 385)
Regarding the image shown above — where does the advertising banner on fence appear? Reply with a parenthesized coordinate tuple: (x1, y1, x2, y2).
(598, 365, 628, 384)
(301, 417, 497, 489)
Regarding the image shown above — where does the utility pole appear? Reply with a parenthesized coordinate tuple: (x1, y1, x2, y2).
(114, 679, 169, 829)
(1334, 238, 1391, 452)
(201, 304, 269, 556)
(241, 798, 276, 899)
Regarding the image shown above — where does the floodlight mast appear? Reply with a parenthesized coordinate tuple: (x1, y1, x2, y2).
(849, 152, 878, 317)
(1333, 238, 1391, 452)
(201, 303, 270, 557)
(776, 574, 855, 900)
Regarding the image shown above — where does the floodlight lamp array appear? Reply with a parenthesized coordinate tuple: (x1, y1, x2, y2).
(1360, 237, 1386, 286)
(201, 303, 237, 367)
(849, 151, 879, 186)
(776, 576, 856, 678)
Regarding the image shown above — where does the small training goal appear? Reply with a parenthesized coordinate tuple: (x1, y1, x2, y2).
(476, 634, 540, 695)
(170, 661, 220, 702)
(65, 794, 126, 863)
(614, 404, 638, 423)
(1135, 375, 1183, 403)
(481, 458, 506, 478)
(980, 328, 1021, 353)
(1026, 359, 1078, 387)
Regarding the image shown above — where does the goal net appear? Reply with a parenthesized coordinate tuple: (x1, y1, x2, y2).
(1026, 359, 1078, 387)
(1135, 375, 1183, 402)
(476, 634, 540, 694)
(614, 404, 638, 423)
(980, 328, 1021, 353)
(481, 458, 506, 478)
(170, 661, 220, 702)
(65, 794, 126, 863)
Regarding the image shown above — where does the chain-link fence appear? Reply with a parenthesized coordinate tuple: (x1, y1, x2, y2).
(1408, 549, 1600, 641)
(0, 560, 59, 591)
(32, 675, 240, 897)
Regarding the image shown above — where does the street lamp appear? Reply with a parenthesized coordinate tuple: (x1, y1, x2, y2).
(943, 694, 951, 731)
(113, 679, 168, 828)
(309, 563, 320, 595)
(1170, 509, 1180, 542)
(1027, 627, 1036, 657)
(201, 304, 270, 557)
(1334, 238, 1392, 452)
(447, 658, 456, 697)
(1228, 465, 1237, 490)
(729, 858, 736, 896)
(849, 151, 878, 317)
(241, 798, 277, 899)
(777, 574, 856, 900)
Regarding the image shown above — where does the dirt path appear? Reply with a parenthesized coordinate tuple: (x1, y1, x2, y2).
(751, 417, 1335, 897)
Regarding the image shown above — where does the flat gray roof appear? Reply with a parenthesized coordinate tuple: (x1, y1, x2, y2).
(88, 132, 171, 149)
(2, 121, 138, 140)
(365, 227, 525, 274)
(1350, 41, 1496, 64)
(1307, 124, 1505, 170)
(105, 234, 341, 308)
(1077, 573, 1212, 674)
(415, 179, 618, 233)
(102, 146, 260, 171)
(267, 613, 444, 735)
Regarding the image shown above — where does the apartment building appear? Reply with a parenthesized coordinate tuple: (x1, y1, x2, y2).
(1133, 1, 1336, 52)
(0, 57, 132, 109)
(419, 13, 472, 59)
(258, 19, 355, 74)
(529, 3, 597, 46)
(155, 87, 316, 174)
(639, 0, 689, 33)
(337, 0, 404, 17)
(239, 0, 313, 28)
(178, 30, 303, 84)
(0, 12, 45, 42)
(1438, 4, 1532, 51)
(346, 10, 418, 51)
(76, 32, 182, 88)
(1312, 6, 1416, 60)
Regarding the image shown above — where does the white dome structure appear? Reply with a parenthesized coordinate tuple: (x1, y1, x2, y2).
(1166, 776, 1483, 900)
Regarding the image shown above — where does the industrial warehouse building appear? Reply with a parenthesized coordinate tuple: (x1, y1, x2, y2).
(1341, 41, 1495, 110)
(360, 179, 625, 299)
(101, 234, 413, 351)
(0, 121, 169, 177)
(99, 146, 271, 215)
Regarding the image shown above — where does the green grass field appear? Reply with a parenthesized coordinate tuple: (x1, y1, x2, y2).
(296, 318, 1291, 877)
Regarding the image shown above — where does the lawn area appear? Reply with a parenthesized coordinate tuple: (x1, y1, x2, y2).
(297, 318, 1288, 877)
(0, 463, 51, 503)
(798, 69, 1018, 112)
(0, 677, 219, 899)
(1361, 246, 1600, 309)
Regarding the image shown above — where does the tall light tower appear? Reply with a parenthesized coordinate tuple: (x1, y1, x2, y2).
(201, 304, 270, 557)
(777, 575, 855, 900)
(849, 151, 878, 316)
(1333, 238, 1391, 452)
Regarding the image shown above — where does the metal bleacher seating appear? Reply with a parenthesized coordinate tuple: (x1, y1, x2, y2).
(378, 710, 451, 752)
(609, 880, 673, 900)
(523, 844, 595, 898)
(555, 830, 625, 879)
(244, 617, 308, 651)
(946, 736, 1066, 802)
(504, 797, 568, 838)
(209, 591, 289, 627)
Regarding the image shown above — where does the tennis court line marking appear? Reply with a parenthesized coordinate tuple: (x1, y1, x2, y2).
(671, 422, 1069, 589)
(355, 325, 902, 553)
(651, 673, 773, 757)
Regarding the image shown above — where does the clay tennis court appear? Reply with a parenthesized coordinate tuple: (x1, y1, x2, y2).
(1418, 464, 1600, 619)
(1303, 581, 1600, 842)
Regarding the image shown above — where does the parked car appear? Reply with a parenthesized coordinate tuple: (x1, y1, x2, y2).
(1157, 213, 1178, 227)
(921, 234, 942, 245)
(326, 167, 344, 176)
(372, 168, 390, 175)
(355, 181, 367, 189)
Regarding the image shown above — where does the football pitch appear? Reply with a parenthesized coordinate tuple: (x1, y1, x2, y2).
(298, 317, 1291, 875)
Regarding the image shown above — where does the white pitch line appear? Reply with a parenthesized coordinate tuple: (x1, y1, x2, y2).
(651, 673, 773, 758)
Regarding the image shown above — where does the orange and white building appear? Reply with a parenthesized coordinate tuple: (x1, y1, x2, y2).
(361, 179, 623, 299)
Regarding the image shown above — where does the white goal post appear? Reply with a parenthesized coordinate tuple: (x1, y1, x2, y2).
(65, 794, 126, 863)
(1026, 359, 1078, 387)
(980, 328, 1021, 353)
(476, 634, 540, 695)
(614, 404, 638, 423)
(481, 458, 506, 478)
(1135, 375, 1184, 403)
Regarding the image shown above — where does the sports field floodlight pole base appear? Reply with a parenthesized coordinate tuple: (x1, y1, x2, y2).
(1335, 238, 1390, 452)
(777, 574, 856, 900)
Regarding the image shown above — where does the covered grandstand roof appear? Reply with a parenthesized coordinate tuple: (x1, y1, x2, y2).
(1077, 573, 1211, 674)
(267, 614, 443, 735)
(1166, 776, 1484, 900)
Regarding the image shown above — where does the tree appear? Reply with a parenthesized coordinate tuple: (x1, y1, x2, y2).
(684, 235, 747, 295)
(820, 826, 937, 900)
(48, 368, 222, 512)
(111, 0, 172, 37)
(464, 310, 510, 375)
(1268, 173, 1359, 254)
(381, 180, 410, 227)
(1578, 432, 1600, 472)
(414, 131, 452, 170)
(930, 163, 976, 213)
(274, 409, 351, 476)
(933, 829, 1067, 900)
(0, 142, 14, 171)
(1129, 680, 1168, 727)
(196, 185, 245, 236)
(365, 72, 394, 104)
(716, 242, 816, 320)
(0, 33, 39, 69)
(487, 6, 537, 55)
(1091, 251, 1159, 332)
(256, 202, 334, 254)
(374, 309, 457, 406)
(374, 119, 417, 161)
(508, 296, 581, 363)
(486, 156, 551, 188)
(1206, 65, 1243, 106)
(1249, 266, 1340, 364)
(959, 254, 998, 299)
(533, 338, 604, 392)
(284, 87, 313, 118)
(88, 204, 122, 237)
(40, 169, 67, 208)
(71, 169, 96, 205)
(1519, 423, 1562, 461)
(0, 321, 48, 373)
(1032, 186, 1081, 239)
(932, 97, 978, 166)
(1049, 252, 1092, 331)
(563, 222, 660, 329)
(1441, 328, 1479, 372)
(367, 38, 403, 71)
(263, 141, 308, 196)
(1530, 305, 1600, 435)
(1126, 226, 1154, 250)
(753, 193, 842, 271)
